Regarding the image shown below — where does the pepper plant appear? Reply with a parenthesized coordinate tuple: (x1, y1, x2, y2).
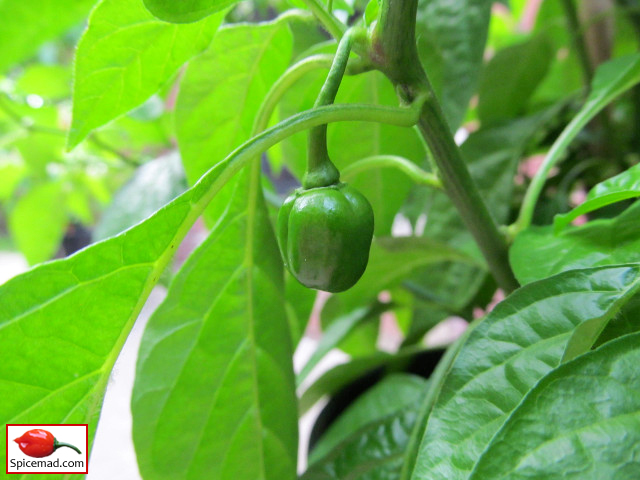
(1, 0, 640, 479)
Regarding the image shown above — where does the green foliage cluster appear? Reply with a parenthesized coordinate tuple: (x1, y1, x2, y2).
(1, 0, 640, 479)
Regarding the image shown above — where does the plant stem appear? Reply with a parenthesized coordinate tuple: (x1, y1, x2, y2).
(341, 154, 441, 188)
(192, 101, 425, 209)
(370, 0, 519, 293)
(416, 96, 519, 292)
(306, 29, 359, 187)
(254, 54, 372, 136)
(561, 0, 594, 85)
(298, 0, 346, 39)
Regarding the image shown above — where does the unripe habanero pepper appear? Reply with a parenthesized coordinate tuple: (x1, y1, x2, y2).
(277, 182, 374, 293)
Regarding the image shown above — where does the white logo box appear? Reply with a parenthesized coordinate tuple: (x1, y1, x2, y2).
(7, 424, 88, 475)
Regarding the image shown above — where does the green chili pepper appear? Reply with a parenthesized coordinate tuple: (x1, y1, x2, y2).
(276, 28, 374, 292)
(277, 182, 374, 292)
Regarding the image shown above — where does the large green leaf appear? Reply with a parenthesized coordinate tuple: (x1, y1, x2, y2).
(416, 0, 492, 129)
(407, 264, 640, 480)
(469, 332, 640, 479)
(176, 19, 292, 223)
(285, 272, 316, 345)
(308, 374, 426, 467)
(477, 34, 553, 125)
(94, 153, 187, 240)
(8, 182, 67, 265)
(0, 0, 95, 74)
(68, 0, 225, 149)
(132, 171, 297, 480)
(143, 0, 235, 23)
(0, 156, 237, 475)
(511, 201, 640, 284)
(554, 163, 640, 232)
(305, 409, 418, 480)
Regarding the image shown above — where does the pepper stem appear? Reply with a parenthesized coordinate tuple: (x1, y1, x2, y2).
(54, 439, 82, 455)
(304, 28, 366, 189)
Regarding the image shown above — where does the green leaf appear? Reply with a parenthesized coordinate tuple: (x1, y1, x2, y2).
(554, 163, 640, 232)
(285, 272, 316, 345)
(416, 0, 492, 129)
(132, 172, 297, 480)
(511, 201, 640, 285)
(0, 132, 242, 473)
(68, 0, 225, 149)
(308, 373, 426, 467)
(0, 158, 26, 200)
(305, 409, 419, 480)
(595, 294, 640, 348)
(16, 64, 72, 99)
(477, 34, 553, 124)
(8, 182, 67, 265)
(531, 0, 583, 104)
(299, 346, 440, 415)
(407, 264, 640, 480)
(297, 303, 387, 387)
(176, 19, 292, 223)
(469, 332, 640, 479)
(517, 54, 640, 230)
(143, 0, 235, 23)
(0, 0, 95, 74)
(94, 153, 187, 240)
(7, 103, 65, 175)
(323, 236, 480, 326)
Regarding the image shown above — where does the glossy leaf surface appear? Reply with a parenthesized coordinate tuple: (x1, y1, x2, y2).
(554, 163, 640, 232)
(305, 375, 427, 480)
(308, 374, 426, 466)
(0, 156, 237, 473)
(470, 332, 640, 479)
(132, 172, 297, 480)
(408, 264, 640, 480)
(511, 202, 640, 284)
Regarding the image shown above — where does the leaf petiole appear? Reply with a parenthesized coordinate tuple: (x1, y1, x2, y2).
(341, 155, 442, 188)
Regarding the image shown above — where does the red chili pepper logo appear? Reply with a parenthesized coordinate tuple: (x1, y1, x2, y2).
(14, 429, 82, 458)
